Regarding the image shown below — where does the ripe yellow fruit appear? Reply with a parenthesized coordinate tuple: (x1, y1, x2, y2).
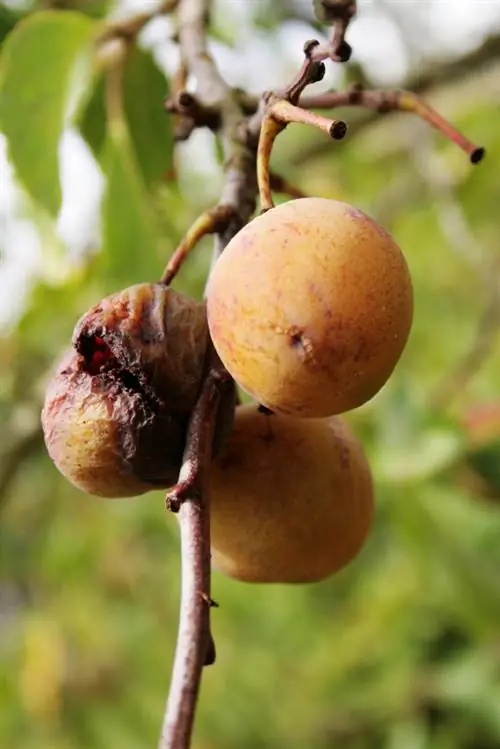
(209, 404, 374, 583)
(207, 197, 413, 418)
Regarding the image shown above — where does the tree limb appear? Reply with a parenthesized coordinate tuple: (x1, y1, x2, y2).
(290, 32, 500, 164)
(158, 345, 232, 749)
(157, 2, 259, 747)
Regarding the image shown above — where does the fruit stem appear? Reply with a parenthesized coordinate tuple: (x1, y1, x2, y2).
(161, 205, 236, 285)
(257, 114, 285, 212)
(257, 100, 347, 212)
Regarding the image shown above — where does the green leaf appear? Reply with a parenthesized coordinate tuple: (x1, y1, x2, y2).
(77, 71, 107, 159)
(122, 46, 172, 189)
(100, 125, 163, 288)
(0, 11, 96, 215)
(77, 46, 172, 189)
(0, 6, 21, 46)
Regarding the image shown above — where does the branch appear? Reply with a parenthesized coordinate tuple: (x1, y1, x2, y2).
(290, 32, 500, 164)
(311, 0, 357, 62)
(97, 0, 179, 44)
(298, 86, 484, 163)
(158, 344, 232, 749)
(157, 2, 260, 747)
(255, 47, 347, 212)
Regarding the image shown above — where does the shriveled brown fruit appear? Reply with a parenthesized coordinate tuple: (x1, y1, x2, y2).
(42, 283, 233, 498)
(207, 197, 413, 418)
(209, 404, 374, 583)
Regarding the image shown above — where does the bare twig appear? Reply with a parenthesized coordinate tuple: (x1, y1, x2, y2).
(158, 1, 259, 746)
(161, 205, 236, 285)
(289, 32, 500, 165)
(311, 0, 357, 62)
(256, 47, 347, 211)
(97, 0, 179, 44)
(158, 345, 233, 749)
(298, 86, 484, 163)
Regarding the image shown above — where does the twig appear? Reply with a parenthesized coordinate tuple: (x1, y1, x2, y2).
(429, 285, 500, 413)
(161, 205, 236, 285)
(97, 0, 179, 44)
(164, 91, 221, 142)
(311, 0, 357, 62)
(298, 86, 484, 163)
(289, 32, 500, 165)
(256, 46, 347, 212)
(158, 344, 232, 749)
(157, 1, 259, 746)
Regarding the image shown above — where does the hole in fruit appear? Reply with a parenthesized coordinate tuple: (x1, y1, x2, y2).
(119, 368, 144, 393)
(289, 330, 304, 349)
(78, 334, 113, 375)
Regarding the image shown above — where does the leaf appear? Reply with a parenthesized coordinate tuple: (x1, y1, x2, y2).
(0, 11, 96, 215)
(100, 126, 163, 288)
(0, 6, 21, 46)
(122, 46, 173, 189)
(77, 46, 173, 189)
(77, 72, 107, 159)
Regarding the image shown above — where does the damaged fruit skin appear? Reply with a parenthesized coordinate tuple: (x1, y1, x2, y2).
(206, 197, 413, 418)
(42, 348, 186, 497)
(42, 283, 234, 498)
(208, 404, 374, 583)
(74, 282, 208, 414)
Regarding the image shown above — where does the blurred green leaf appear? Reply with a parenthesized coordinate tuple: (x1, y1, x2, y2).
(78, 46, 172, 190)
(77, 72, 106, 159)
(0, 6, 21, 45)
(375, 428, 464, 483)
(122, 46, 172, 189)
(100, 126, 163, 287)
(0, 10, 96, 214)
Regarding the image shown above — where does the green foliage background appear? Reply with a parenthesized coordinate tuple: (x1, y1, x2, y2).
(1, 2, 500, 748)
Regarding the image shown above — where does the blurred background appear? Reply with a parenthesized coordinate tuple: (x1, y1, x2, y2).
(1, 1, 500, 747)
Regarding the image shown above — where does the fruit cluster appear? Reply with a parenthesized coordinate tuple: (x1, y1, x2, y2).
(42, 197, 413, 584)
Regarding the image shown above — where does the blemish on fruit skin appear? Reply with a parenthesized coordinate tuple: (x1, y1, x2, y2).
(339, 444, 350, 470)
(285, 325, 319, 368)
(346, 205, 392, 241)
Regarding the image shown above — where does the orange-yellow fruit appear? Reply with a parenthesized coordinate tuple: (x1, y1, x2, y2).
(207, 197, 413, 418)
(208, 404, 374, 583)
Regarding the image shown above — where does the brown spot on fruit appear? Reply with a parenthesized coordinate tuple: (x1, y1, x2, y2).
(206, 197, 413, 418)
